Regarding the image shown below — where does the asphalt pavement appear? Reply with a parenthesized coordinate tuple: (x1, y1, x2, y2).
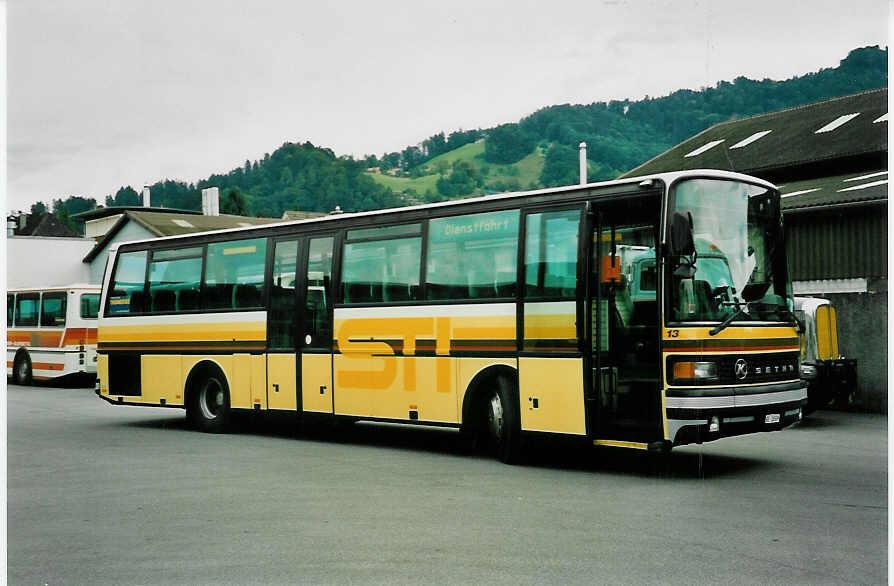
(7, 383, 888, 585)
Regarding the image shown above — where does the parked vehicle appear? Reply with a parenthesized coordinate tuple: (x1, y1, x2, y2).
(794, 297, 857, 411)
(7, 284, 100, 384)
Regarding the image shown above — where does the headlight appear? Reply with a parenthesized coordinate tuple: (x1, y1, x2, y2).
(673, 361, 719, 381)
(800, 364, 818, 379)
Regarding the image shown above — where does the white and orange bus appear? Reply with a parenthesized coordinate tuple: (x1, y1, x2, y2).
(8, 284, 101, 384)
(95, 170, 806, 462)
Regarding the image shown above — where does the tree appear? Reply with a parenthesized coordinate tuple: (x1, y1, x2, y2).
(539, 144, 580, 187)
(221, 187, 251, 216)
(484, 124, 536, 164)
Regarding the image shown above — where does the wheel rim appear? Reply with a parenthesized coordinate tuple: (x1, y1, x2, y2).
(487, 392, 504, 442)
(199, 378, 224, 420)
(15, 359, 28, 382)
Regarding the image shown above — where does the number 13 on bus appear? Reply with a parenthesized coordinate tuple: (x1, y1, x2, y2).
(96, 170, 806, 463)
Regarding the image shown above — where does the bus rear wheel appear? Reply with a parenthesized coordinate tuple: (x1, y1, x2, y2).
(188, 371, 231, 433)
(13, 352, 32, 386)
(484, 377, 521, 464)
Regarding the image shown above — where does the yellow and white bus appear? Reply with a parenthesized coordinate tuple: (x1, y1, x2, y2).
(8, 284, 101, 384)
(95, 170, 806, 462)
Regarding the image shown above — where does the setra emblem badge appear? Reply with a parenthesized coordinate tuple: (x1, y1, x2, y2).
(734, 359, 748, 380)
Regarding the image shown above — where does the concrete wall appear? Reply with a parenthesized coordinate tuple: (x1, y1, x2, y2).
(87, 222, 155, 284)
(7, 236, 95, 288)
(825, 283, 887, 412)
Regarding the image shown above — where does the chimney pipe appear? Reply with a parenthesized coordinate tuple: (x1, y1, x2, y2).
(142, 186, 151, 207)
(579, 142, 587, 185)
(202, 187, 220, 216)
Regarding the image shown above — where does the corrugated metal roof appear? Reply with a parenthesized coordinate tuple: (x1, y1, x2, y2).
(623, 88, 887, 177)
(780, 171, 887, 211)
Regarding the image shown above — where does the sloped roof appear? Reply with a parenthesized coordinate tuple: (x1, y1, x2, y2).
(83, 211, 279, 262)
(779, 170, 887, 212)
(72, 206, 201, 221)
(125, 210, 279, 237)
(624, 88, 887, 177)
(281, 210, 327, 221)
(17, 213, 80, 237)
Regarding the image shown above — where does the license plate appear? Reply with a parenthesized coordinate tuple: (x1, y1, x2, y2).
(765, 413, 781, 424)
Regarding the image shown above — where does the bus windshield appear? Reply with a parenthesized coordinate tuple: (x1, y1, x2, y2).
(668, 178, 789, 323)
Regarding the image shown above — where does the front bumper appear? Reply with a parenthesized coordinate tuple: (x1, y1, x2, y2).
(666, 381, 807, 446)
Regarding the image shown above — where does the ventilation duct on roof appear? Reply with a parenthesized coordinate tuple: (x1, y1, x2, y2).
(142, 186, 150, 208)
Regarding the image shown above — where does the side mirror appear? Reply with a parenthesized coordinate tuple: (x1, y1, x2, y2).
(669, 211, 695, 257)
(741, 282, 771, 302)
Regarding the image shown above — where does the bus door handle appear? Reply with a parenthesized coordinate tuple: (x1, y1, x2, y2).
(272, 383, 280, 393)
(320, 385, 327, 395)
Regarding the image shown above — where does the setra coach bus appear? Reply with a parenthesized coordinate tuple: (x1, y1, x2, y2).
(95, 170, 806, 462)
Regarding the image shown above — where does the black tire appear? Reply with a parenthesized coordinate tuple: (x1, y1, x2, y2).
(187, 370, 231, 433)
(13, 351, 32, 386)
(484, 376, 522, 464)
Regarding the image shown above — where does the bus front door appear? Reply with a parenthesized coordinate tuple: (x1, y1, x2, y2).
(589, 197, 662, 443)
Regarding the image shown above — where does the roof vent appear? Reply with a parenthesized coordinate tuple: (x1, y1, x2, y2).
(730, 130, 772, 149)
(815, 113, 860, 134)
(684, 139, 725, 158)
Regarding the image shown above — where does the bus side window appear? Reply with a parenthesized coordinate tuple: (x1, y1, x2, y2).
(426, 209, 519, 301)
(40, 292, 67, 327)
(204, 238, 267, 310)
(80, 294, 101, 319)
(342, 230, 421, 305)
(524, 209, 581, 299)
(107, 251, 148, 315)
(15, 293, 39, 327)
(7, 294, 14, 327)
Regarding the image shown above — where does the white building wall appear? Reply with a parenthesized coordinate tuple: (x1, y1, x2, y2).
(86, 223, 155, 284)
(7, 236, 95, 288)
(84, 214, 124, 239)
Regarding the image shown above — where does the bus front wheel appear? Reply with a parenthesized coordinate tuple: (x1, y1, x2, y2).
(13, 351, 32, 386)
(188, 370, 231, 433)
(485, 377, 521, 464)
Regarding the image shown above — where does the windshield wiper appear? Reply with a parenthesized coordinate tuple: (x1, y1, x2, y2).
(709, 302, 753, 336)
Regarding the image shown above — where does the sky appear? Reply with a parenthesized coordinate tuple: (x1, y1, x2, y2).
(5, 0, 890, 212)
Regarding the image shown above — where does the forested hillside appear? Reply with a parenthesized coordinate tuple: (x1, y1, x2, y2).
(36, 45, 886, 233)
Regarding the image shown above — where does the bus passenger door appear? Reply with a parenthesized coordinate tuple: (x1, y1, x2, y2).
(589, 196, 662, 442)
(298, 236, 335, 414)
(268, 239, 303, 411)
